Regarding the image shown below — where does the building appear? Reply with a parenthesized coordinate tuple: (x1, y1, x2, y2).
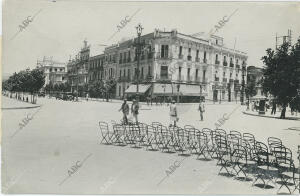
(67, 40, 90, 96)
(88, 54, 104, 84)
(36, 56, 67, 87)
(247, 66, 264, 97)
(102, 29, 248, 102)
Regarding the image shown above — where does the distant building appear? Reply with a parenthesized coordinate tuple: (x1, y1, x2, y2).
(247, 66, 264, 97)
(67, 40, 90, 96)
(36, 56, 67, 87)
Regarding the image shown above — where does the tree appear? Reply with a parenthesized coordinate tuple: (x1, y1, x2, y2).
(261, 39, 300, 119)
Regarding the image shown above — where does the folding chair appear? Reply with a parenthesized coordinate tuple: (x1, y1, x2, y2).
(145, 125, 159, 151)
(230, 130, 242, 140)
(99, 121, 114, 144)
(252, 141, 279, 189)
(196, 131, 211, 160)
(215, 134, 233, 176)
(274, 146, 297, 194)
(243, 132, 256, 148)
(112, 124, 126, 146)
(184, 125, 197, 154)
(202, 128, 216, 159)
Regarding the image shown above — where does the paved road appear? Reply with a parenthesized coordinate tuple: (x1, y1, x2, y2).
(2, 96, 300, 194)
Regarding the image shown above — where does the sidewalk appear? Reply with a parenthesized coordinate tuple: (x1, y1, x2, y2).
(243, 109, 300, 121)
(1, 96, 41, 110)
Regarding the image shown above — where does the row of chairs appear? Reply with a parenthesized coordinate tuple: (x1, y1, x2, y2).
(98, 121, 299, 194)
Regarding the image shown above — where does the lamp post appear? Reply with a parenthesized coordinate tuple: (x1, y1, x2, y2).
(241, 66, 246, 105)
(162, 84, 166, 104)
(135, 24, 143, 99)
(177, 84, 180, 103)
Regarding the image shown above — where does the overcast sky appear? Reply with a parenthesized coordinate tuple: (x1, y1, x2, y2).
(3, 0, 300, 76)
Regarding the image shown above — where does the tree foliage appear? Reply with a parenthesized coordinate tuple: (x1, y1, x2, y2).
(261, 39, 300, 117)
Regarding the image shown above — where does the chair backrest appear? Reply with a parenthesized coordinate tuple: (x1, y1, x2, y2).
(243, 133, 255, 147)
(196, 131, 209, 146)
(227, 133, 240, 146)
(99, 121, 109, 135)
(113, 124, 124, 134)
(268, 137, 283, 153)
(254, 141, 269, 164)
(232, 143, 248, 162)
(273, 145, 293, 164)
(230, 130, 242, 139)
(152, 122, 162, 129)
(215, 128, 227, 138)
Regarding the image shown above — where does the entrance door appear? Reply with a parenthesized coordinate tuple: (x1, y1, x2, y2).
(213, 90, 218, 102)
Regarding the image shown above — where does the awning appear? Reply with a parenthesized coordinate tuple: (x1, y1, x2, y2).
(179, 84, 202, 96)
(125, 84, 151, 94)
(251, 95, 267, 100)
(153, 83, 174, 95)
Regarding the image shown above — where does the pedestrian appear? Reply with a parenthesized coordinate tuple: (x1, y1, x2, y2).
(131, 99, 139, 123)
(271, 100, 277, 115)
(198, 99, 205, 121)
(119, 99, 129, 124)
(169, 100, 178, 127)
(86, 93, 89, 101)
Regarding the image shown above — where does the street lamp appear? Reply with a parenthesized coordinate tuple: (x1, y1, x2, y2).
(135, 24, 143, 98)
(241, 66, 246, 105)
(177, 84, 180, 103)
(162, 84, 166, 104)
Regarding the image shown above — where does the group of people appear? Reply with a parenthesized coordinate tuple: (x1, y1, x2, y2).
(119, 99, 140, 124)
(119, 98, 206, 126)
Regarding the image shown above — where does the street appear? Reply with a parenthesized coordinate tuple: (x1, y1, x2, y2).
(2, 96, 300, 194)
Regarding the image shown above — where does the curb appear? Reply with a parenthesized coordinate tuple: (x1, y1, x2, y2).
(242, 111, 300, 121)
(2, 105, 41, 110)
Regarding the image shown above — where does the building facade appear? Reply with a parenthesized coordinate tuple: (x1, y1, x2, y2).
(67, 40, 90, 96)
(102, 29, 248, 102)
(36, 56, 67, 87)
(67, 29, 248, 102)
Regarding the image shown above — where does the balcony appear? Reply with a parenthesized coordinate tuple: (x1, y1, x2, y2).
(230, 62, 234, 67)
(187, 55, 192, 61)
(223, 61, 228, 66)
(203, 59, 207, 63)
(178, 54, 183, 59)
(223, 78, 227, 83)
(195, 57, 200, 62)
(148, 52, 154, 59)
(202, 78, 208, 83)
(215, 60, 220, 65)
(229, 79, 234, 83)
(236, 64, 240, 69)
(215, 77, 219, 82)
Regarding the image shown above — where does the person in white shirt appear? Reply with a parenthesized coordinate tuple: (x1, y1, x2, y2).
(169, 100, 178, 127)
(198, 99, 205, 121)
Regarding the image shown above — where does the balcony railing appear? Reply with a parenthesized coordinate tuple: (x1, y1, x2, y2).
(230, 62, 234, 67)
(223, 78, 227, 83)
(187, 55, 192, 61)
(236, 64, 240, 69)
(215, 77, 219, 82)
(229, 79, 234, 83)
(195, 57, 200, 62)
(215, 60, 220, 65)
(202, 78, 208, 83)
(203, 58, 207, 63)
(223, 61, 228, 66)
(178, 54, 183, 59)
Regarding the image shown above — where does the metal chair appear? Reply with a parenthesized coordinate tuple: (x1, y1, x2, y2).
(99, 121, 114, 144)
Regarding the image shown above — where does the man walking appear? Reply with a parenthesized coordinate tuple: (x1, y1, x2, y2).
(169, 100, 178, 127)
(198, 99, 205, 121)
(119, 99, 129, 124)
(131, 99, 139, 123)
(271, 100, 277, 115)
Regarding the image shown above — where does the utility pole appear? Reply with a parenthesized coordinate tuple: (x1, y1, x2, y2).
(135, 24, 143, 99)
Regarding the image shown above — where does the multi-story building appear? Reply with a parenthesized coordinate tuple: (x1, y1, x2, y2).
(36, 56, 67, 87)
(247, 66, 264, 97)
(67, 40, 90, 96)
(88, 54, 104, 84)
(100, 29, 247, 102)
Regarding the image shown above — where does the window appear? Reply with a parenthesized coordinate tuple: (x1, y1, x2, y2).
(224, 56, 227, 61)
(216, 54, 218, 61)
(203, 70, 206, 80)
(230, 73, 232, 78)
(179, 67, 182, 79)
(119, 86, 121, 96)
(120, 70, 122, 77)
(128, 69, 130, 79)
(204, 51, 207, 60)
(188, 48, 191, 54)
(123, 69, 126, 77)
(123, 52, 127, 63)
(216, 40, 218, 45)
(179, 46, 182, 55)
(161, 45, 169, 58)
(187, 68, 191, 80)
(160, 66, 168, 79)
(223, 72, 225, 77)
(195, 69, 198, 80)
(119, 53, 122, 64)
(55, 68, 57, 72)
(141, 67, 144, 77)
(148, 66, 151, 75)
(196, 50, 199, 58)
(128, 51, 131, 62)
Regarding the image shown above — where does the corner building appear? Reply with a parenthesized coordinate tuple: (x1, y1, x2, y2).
(103, 29, 248, 102)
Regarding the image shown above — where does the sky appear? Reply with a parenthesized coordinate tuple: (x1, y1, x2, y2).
(2, 0, 300, 77)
